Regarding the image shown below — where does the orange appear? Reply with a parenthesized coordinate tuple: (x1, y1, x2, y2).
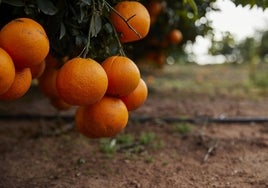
(0, 18, 49, 68)
(0, 68, 32, 101)
(155, 51, 166, 67)
(38, 63, 59, 99)
(146, 51, 166, 68)
(146, 51, 158, 62)
(0, 48, 15, 94)
(102, 56, 140, 97)
(168, 29, 183, 44)
(30, 60, 46, 79)
(147, 1, 163, 24)
(147, 1, 163, 16)
(56, 57, 108, 106)
(146, 75, 155, 85)
(38, 55, 72, 110)
(49, 97, 72, 111)
(121, 79, 148, 111)
(37, 54, 66, 98)
(75, 106, 91, 137)
(44, 53, 60, 70)
(110, 1, 150, 43)
(75, 96, 128, 138)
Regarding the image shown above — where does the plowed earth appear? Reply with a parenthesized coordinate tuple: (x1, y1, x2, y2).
(0, 64, 267, 188)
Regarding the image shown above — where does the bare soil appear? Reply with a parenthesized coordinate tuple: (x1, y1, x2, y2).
(0, 64, 268, 188)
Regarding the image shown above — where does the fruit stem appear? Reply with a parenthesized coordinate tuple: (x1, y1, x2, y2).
(81, 0, 98, 58)
(86, 0, 97, 58)
(103, 0, 126, 56)
(111, 21, 126, 56)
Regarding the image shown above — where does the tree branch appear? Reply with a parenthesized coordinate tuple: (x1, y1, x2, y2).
(104, 1, 142, 39)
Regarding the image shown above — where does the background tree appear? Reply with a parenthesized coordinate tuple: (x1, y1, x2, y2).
(0, 0, 267, 65)
(0, 0, 217, 62)
(258, 30, 268, 62)
(207, 30, 268, 66)
(208, 32, 238, 63)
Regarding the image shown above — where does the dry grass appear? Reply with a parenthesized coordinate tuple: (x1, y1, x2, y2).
(141, 63, 268, 99)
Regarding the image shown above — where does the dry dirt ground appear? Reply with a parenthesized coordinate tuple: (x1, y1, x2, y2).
(0, 64, 268, 188)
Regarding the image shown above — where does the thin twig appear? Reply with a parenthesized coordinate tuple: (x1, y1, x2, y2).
(110, 21, 126, 56)
(104, 1, 142, 39)
(83, 0, 96, 58)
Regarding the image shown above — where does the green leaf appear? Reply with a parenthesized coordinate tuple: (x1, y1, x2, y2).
(75, 35, 87, 46)
(2, 0, 24, 6)
(81, 0, 91, 6)
(79, 3, 87, 23)
(89, 13, 102, 37)
(103, 23, 113, 34)
(36, 0, 57, 15)
(24, 6, 35, 15)
(59, 22, 66, 40)
(184, 0, 198, 16)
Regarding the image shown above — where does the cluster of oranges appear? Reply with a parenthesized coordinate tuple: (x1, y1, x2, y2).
(73, 1, 150, 138)
(0, 18, 49, 101)
(39, 54, 148, 139)
(39, 1, 149, 139)
(73, 56, 148, 138)
(145, 1, 183, 68)
(0, 1, 150, 139)
(146, 0, 183, 45)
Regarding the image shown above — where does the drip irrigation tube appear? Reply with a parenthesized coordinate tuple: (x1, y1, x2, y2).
(131, 116, 268, 124)
(0, 114, 268, 124)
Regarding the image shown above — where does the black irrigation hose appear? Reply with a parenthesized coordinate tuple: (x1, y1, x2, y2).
(133, 116, 268, 124)
(0, 114, 268, 124)
(0, 114, 73, 121)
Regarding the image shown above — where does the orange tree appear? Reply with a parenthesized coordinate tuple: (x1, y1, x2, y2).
(0, 0, 267, 63)
(0, 0, 217, 63)
(0, 0, 267, 138)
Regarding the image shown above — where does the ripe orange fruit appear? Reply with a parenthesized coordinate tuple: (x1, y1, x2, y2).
(56, 57, 108, 106)
(147, 1, 163, 17)
(146, 51, 166, 68)
(155, 51, 166, 67)
(146, 51, 158, 62)
(121, 79, 148, 111)
(0, 48, 15, 95)
(44, 53, 60, 70)
(147, 1, 163, 24)
(30, 60, 46, 79)
(75, 96, 128, 138)
(168, 29, 183, 44)
(49, 97, 72, 111)
(38, 54, 69, 99)
(0, 68, 32, 101)
(38, 63, 59, 99)
(0, 18, 49, 68)
(102, 56, 140, 97)
(75, 107, 91, 137)
(110, 1, 150, 43)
